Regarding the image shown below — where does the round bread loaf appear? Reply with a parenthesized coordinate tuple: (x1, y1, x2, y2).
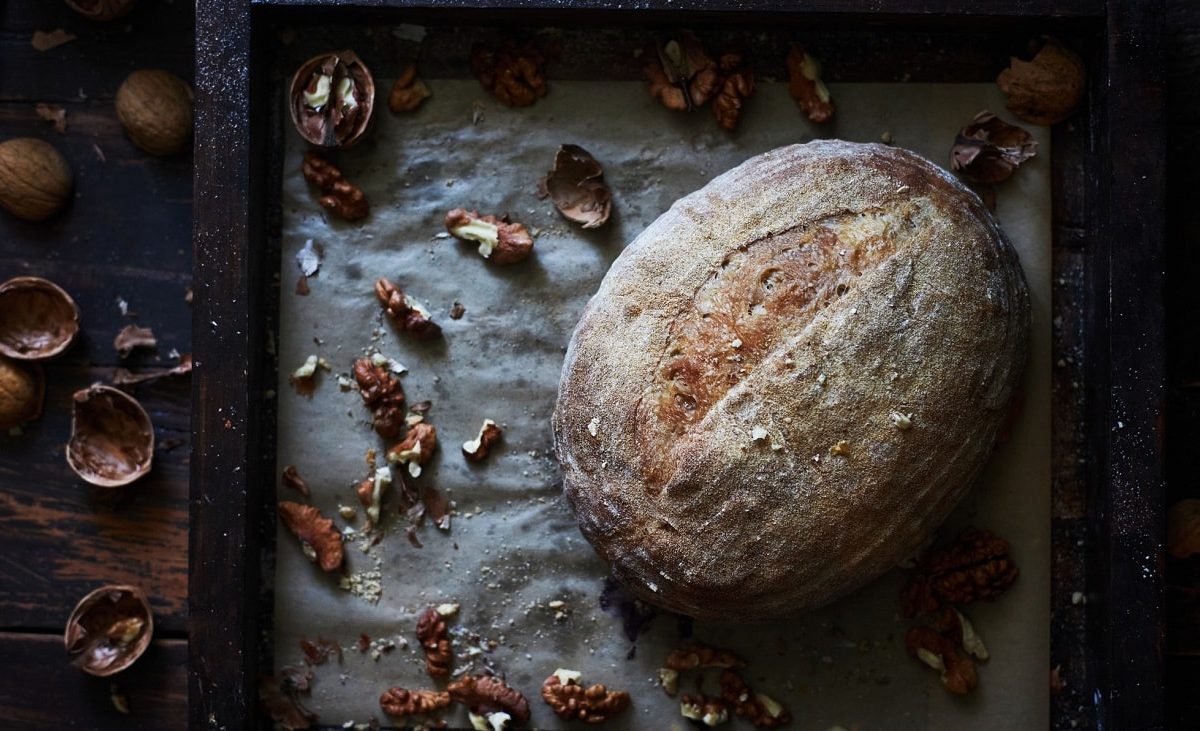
(552, 140, 1029, 621)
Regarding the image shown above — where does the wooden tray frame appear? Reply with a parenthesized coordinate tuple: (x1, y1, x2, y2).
(191, 1, 1166, 728)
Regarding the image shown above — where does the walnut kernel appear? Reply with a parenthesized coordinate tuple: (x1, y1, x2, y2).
(445, 209, 534, 265)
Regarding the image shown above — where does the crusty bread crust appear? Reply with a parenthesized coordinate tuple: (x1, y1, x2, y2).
(552, 141, 1029, 621)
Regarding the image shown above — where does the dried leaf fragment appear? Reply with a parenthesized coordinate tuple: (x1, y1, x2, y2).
(380, 686, 451, 719)
(448, 675, 531, 724)
(36, 103, 68, 134)
(281, 465, 310, 497)
(388, 63, 431, 113)
(445, 209, 534, 265)
(470, 42, 547, 107)
(278, 500, 344, 571)
(32, 29, 77, 52)
(541, 145, 612, 229)
(542, 670, 631, 723)
(996, 38, 1086, 126)
(302, 152, 368, 221)
(375, 277, 441, 340)
(786, 44, 834, 123)
(950, 111, 1038, 184)
(113, 324, 157, 358)
(416, 606, 453, 679)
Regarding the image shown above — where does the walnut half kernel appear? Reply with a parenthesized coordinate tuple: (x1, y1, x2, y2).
(463, 419, 502, 463)
(445, 209, 534, 265)
(680, 695, 730, 727)
(541, 668, 631, 723)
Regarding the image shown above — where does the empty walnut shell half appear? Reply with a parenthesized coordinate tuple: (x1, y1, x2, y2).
(542, 144, 612, 229)
(0, 276, 80, 360)
(0, 355, 44, 430)
(65, 0, 137, 21)
(67, 384, 155, 487)
(950, 111, 1038, 184)
(64, 584, 154, 677)
(290, 51, 375, 148)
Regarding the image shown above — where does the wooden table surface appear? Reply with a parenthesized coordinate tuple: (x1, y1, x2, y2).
(0, 1, 1196, 728)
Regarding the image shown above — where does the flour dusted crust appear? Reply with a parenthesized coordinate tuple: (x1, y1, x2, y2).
(552, 141, 1029, 621)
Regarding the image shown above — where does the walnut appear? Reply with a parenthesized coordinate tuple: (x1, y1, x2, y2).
(665, 644, 745, 670)
(64, 585, 153, 677)
(996, 37, 1086, 126)
(462, 419, 502, 462)
(299, 637, 341, 665)
(281, 465, 310, 497)
(786, 44, 834, 123)
(113, 324, 156, 358)
(67, 384, 154, 488)
(0, 138, 73, 222)
(719, 671, 790, 728)
(448, 675, 531, 725)
(380, 687, 451, 719)
(644, 32, 718, 111)
(900, 528, 1019, 617)
(680, 694, 730, 727)
(711, 52, 755, 131)
(389, 63, 431, 113)
(302, 152, 369, 221)
(540, 144, 612, 229)
(950, 111, 1037, 184)
(353, 356, 407, 439)
(115, 70, 194, 157)
(0, 276, 80, 360)
(278, 501, 344, 572)
(355, 463, 391, 532)
(541, 669, 631, 723)
(289, 51, 375, 148)
(0, 355, 43, 430)
(375, 277, 441, 340)
(905, 625, 978, 695)
(935, 607, 989, 661)
(388, 422, 438, 478)
(470, 42, 547, 107)
(416, 606, 453, 679)
(445, 209, 534, 265)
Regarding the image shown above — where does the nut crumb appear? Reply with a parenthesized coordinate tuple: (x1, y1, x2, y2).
(830, 440, 851, 457)
(891, 411, 913, 430)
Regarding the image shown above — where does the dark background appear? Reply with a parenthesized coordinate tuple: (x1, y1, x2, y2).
(0, 0, 1196, 727)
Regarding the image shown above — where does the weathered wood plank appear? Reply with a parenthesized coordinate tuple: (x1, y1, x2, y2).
(0, 633, 186, 730)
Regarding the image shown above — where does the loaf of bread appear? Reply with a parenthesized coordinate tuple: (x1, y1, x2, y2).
(552, 141, 1029, 620)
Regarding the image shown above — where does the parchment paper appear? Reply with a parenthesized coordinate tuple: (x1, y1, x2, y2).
(274, 79, 1050, 730)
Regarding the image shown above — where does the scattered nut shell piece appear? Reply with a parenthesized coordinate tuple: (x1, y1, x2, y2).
(462, 419, 502, 462)
(64, 584, 153, 676)
(113, 324, 157, 358)
(950, 111, 1038, 184)
(996, 38, 1086, 126)
(31, 29, 76, 52)
(36, 103, 68, 134)
(290, 51, 375, 148)
(0, 276, 80, 359)
(66, 384, 154, 487)
(116, 70, 194, 156)
(0, 355, 44, 430)
(540, 144, 612, 229)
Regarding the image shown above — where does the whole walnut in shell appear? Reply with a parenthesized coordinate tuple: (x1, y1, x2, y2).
(996, 38, 1086, 126)
(65, 0, 137, 20)
(64, 584, 153, 676)
(0, 276, 80, 360)
(116, 70, 194, 156)
(0, 138, 73, 222)
(67, 384, 155, 487)
(0, 355, 43, 430)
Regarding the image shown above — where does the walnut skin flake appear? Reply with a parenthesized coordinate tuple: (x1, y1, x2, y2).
(786, 44, 834, 123)
(302, 151, 369, 221)
(541, 670, 631, 723)
(388, 63, 431, 113)
(113, 324, 156, 358)
(996, 38, 1086, 126)
(448, 675, 531, 725)
(950, 111, 1038, 184)
(278, 501, 344, 572)
(540, 145, 612, 229)
(416, 606, 453, 679)
(470, 42, 547, 107)
(445, 209, 534, 265)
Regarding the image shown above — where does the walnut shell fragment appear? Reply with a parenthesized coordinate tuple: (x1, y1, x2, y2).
(290, 51, 375, 148)
(279, 501, 344, 572)
(65, 0, 137, 21)
(0, 355, 44, 430)
(0, 277, 80, 360)
(541, 145, 612, 229)
(0, 137, 74, 222)
(116, 70, 194, 157)
(470, 42, 547, 107)
(302, 152, 368, 221)
(445, 209, 534, 265)
(388, 63, 431, 113)
(950, 111, 1038, 184)
(380, 686, 451, 720)
(786, 44, 834, 124)
(448, 675, 531, 725)
(64, 584, 154, 677)
(67, 384, 154, 488)
(541, 670, 631, 723)
(113, 324, 156, 358)
(996, 38, 1086, 126)
(644, 31, 718, 112)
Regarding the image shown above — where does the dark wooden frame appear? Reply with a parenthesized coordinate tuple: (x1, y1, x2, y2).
(191, 1, 1165, 728)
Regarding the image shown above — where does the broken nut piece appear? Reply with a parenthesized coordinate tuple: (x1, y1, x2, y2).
(388, 422, 438, 478)
(719, 670, 790, 728)
(290, 51, 375, 148)
(680, 694, 730, 727)
(448, 675, 531, 725)
(470, 42, 547, 107)
(462, 419, 502, 463)
(657, 667, 679, 696)
(711, 52, 755, 131)
(416, 606, 453, 679)
(786, 44, 834, 123)
(375, 277, 441, 340)
(905, 625, 979, 695)
(665, 644, 746, 671)
(281, 465, 310, 498)
(379, 686, 451, 719)
(353, 356, 407, 439)
(302, 151, 369, 221)
(388, 63, 431, 113)
(64, 584, 154, 677)
(278, 500, 344, 572)
(113, 324, 157, 359)
(445, 209, 534, 265)
(541, 669, 631, 723)
(644, 32, 718, 112)
(355, 463, 391, 532)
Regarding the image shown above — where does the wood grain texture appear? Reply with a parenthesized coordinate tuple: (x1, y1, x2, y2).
(0, 633, 187, 730)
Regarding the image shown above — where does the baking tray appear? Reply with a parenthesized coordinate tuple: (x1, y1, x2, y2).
(190, 2, 1166, 729)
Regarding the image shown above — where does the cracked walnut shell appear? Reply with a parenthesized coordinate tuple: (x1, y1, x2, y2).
(541, 144, 612, 229)
(64, 584, 153, 677)
(278, 501, 344, 572)
(67, 384, 154, 488)
(541, 670, 630, 723)
(290, 51, 375, 148)
(0, 138, 73, 222)
(116, 70, 194, 157)
(0, 355, 43, 430)
(950, 111, 1038, 184)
